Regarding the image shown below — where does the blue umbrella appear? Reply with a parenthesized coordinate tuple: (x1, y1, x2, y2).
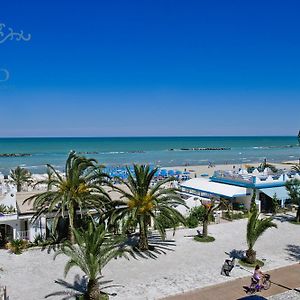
(168, 170, 175, 176)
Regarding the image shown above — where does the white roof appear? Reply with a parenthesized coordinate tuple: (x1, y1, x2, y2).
(181, 178, 248, 198)
(259, 187, 289, 200)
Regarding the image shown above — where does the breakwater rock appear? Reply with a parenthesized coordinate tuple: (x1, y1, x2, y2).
(169, 147, 231, 151)
(0, 153, 32, 157)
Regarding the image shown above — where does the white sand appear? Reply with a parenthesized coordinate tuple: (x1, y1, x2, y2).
(0, 215, 299, 300)
(164, 161, 296, 178)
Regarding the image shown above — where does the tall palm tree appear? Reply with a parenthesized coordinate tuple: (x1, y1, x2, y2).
(109, 164, 186, 251)
(24, 151, 111, 243)
(246, 207, 277, 264)
(53, 222, 125, 300)
(10, 166, 32, 192)
(286, 179, 300, 223)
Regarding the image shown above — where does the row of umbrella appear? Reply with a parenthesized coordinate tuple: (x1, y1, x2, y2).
(103, 166, 191, 181)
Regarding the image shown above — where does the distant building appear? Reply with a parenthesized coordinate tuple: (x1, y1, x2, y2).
(179, 168, 299, 213)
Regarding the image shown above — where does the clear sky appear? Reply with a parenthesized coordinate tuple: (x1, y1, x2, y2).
(0, 0, 299, 137)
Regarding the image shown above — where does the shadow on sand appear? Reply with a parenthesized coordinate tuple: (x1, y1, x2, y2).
(285, 244, 300, 261)
(45, 274, 120, 299)
(226, 249, 246, 260)
(122, 232, 176, 260)
(271, 214, 295, 223)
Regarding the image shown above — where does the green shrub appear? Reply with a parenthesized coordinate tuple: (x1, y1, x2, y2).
(155, 213, 180, 229)
(6, 239, 28, 254)
(186, 205, 215, 228)
(224, 211, 248, 220)
(194, 235, 215, 242)
(186, 206, 215, 228)
(238, 258, 264, 268)
(186, 214, 199, 228)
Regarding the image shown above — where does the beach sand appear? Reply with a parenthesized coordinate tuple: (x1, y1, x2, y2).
(164, 160, 297, 178)
(0, 215, 299, 300)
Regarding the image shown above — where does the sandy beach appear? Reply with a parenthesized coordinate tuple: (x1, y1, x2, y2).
(164, 160, 298, 178)
(0, 214, 299, 300)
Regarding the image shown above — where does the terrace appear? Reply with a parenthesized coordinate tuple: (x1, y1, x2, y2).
(211, 168, 298, 188)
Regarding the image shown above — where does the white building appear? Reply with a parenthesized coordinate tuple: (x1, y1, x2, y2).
(179, 168, 299, 213)
(0, 183, 46, 244)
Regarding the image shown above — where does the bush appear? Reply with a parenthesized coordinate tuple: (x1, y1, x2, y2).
(224, 211, 248, 220)
(155, 213, 180, 229)
(194, 235, 215, 242)
(186, 214, 199, 228)
(6, 239, 28, 254)
(238, 258, 264, 268)
(186, 206, 215, 228)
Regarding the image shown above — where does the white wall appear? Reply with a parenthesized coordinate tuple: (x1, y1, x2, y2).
(28, 217, 47, 241)
(0, 185, 17, 208)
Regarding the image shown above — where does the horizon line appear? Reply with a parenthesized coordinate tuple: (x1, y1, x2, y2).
(0, 135, 297, 139)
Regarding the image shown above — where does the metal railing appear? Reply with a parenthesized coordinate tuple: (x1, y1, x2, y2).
(16, 230, 29, 240)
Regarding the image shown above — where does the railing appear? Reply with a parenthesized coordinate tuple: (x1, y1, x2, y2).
(16, 230, 29, 240)
(212, 171, 254, 183)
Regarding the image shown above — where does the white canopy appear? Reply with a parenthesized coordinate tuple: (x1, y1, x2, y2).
(181, 178, 248, 198)
(259, 187, 289, 200)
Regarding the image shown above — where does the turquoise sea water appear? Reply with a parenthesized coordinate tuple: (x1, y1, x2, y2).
(0, 136, 299, 174)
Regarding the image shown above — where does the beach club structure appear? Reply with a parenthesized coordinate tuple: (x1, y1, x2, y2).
(0, 167, 298, 244)
(180, 168, 299, 214)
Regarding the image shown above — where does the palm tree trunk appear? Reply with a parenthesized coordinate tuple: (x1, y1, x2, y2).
(68, 213, 75, 244)
(85, 279, 101, 300)
(246, 248, 256, 264)
(202, 219, 208, 238)
(138, 218, 149, 251)
(17, 183, 21, 192)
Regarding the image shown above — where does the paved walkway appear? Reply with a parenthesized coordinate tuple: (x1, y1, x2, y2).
(162, 263, 300, 300)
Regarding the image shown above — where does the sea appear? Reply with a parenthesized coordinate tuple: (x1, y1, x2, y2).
(0, 136, 299, 174)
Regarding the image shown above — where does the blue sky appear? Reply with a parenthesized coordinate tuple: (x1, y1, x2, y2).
(0, 0, 299, 136)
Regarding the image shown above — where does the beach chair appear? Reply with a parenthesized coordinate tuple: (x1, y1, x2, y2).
(221, 257, 235, 276)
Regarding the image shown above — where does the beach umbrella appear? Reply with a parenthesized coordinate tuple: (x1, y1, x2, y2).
(168, 170, 175, 176)
(160, 169, 168, 176)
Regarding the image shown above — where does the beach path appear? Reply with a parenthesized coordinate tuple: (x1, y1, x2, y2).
(162, 263, 300, 300)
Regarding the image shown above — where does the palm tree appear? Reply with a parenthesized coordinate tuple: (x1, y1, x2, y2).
(53, 222, 125, 300)
(200, 198, 221, 237)
(10, 166, 32, 192)
(286, 179, 300, 223)
(246, 207, 277, 264)
(291, 163, 300, 173)
(109, 165, 186, 251)
(258, 159, 277, 173)
(24, 151, 111, 243)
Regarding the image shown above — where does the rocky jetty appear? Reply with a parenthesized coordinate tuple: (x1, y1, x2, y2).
(169, 147, 231, 151)
(0, 153, 32, 157)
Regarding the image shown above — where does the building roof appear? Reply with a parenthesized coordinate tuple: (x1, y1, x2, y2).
(259, 186, 289, 200)
(16, 192, 41, 214)
(181, 178, 249, 198)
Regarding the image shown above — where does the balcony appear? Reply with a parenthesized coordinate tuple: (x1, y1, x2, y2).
(16, 230, 29, 240)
